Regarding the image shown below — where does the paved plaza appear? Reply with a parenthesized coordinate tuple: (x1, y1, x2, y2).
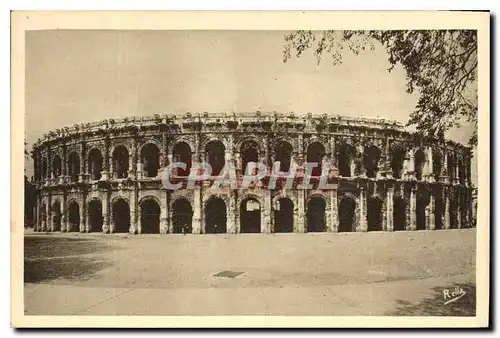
(24, 229, 476, 316)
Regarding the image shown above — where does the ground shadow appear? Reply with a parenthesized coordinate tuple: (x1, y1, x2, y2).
(389, 283, 476, 316)
(24, 236, 115, 283)
(24, 236, 114, 259)
(24, 257, 111, 283)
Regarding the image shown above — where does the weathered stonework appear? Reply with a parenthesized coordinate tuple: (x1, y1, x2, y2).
(31, 112, 475, 234)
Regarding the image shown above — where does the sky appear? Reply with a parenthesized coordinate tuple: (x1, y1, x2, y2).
(25, 30, 477, 183)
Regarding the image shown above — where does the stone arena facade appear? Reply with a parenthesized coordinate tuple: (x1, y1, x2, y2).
(31, 112, 475, 235)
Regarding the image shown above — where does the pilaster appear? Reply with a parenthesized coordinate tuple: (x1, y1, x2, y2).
(386, 186, 394, 231)
(409, 186, 417, 230)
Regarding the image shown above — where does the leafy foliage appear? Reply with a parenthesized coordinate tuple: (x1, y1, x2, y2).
(283, 30, 478, 145)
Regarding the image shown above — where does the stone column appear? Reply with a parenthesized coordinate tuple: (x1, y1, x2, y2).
(79, 142, 87, 182)
(129, 138, 137, 180)
(61, 197, 67, 232)
(296, 190, 306, 233)
(358, 187, 367, 232)
(102, 192, 110, 233)
(428, 193, 435, 230)
(386, 186, 394, 231)
(443, 189, 450, 229)
(101, 138, 110, 180)
(109, 204, 115, 233)
(130, 190, 138, 234)
(81, 194, 87, 232)
(192, 186, 202, 234)
(441, 151, 449, 183)
(227, 195, 236, 234)
(427, 147, 434, 182)
(262, 189, 272, 234)
(48, 194, 54, 231)
(62, 146, 67, 181)
(409, 186, 417, 230)
(329, 189, 338, 232)
(408, 151, 416, 180)
(160, 192, 168, 234)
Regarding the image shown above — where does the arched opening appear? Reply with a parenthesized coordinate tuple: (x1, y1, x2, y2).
(274, 198, 294, 233)
(367, 197, 383, 231)
(416, 192, 429, 230)
(338, 196, 356, 232)
(240, 198, 261, 233)
(306, 142, 326, 176)
(173, 142, 192, 177)
(88, 148, 103, 181)
(112, 199, 130, 233)
(275, 140, 293, 173)
(433, 150, 442, 181)
(140, 199, 160, 234)
(172, 199, 193, 234)
(88, 200, 103, 233)
(206, 140, 225, 177)
(67, 201, 80, 232)
(205, 197, 227, 234)
(306, 196, 326, 232)
(68, 152, 80, 183)
(52, 155, 62, 179)
(337, 143, 355, 177)
(390, 144, 406, 179)
(51, 201, 62, 231)
(393, 196, 406, 231)
(113, 146, 129, 179)
(240, 140, 260, 175)
(363, 145, 382, 178)
(141, 144, 160, 178)
(414, 149, 426, 180)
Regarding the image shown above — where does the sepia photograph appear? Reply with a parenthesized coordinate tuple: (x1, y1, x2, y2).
(11, 11, 490, 328)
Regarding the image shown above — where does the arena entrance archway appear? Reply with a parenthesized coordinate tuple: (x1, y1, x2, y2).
(337, 143, 356, 177)
(414, 149, 426, 180)
(306, 142, 325, 176)
(112, 199, 130, 233)
(113, 145, 129, 179)
(172, 199, 193, 234)
(434, 193, 444, 230)
(390, 144, 406, 179)
(68, 152, 80, 182)
(68, 201, 80, 232)
(306, 196, 326, 232)
(51, 201, 62, 231)
(393, 196, 406, 231)
(205, 197, 227, 234)
(367, 197, 383, 231)
(52, 155, 62, 179)
(274, 198, 294, 233)
(88, 200, 103, 233)
(275, 140, 293, 173)
(173, 142, 192, 177)
(240, 140, 259, 175)
(206, 141, 225, 177)
(88, 148, 103, 181)
(240, 198, 261, 233)
(141, 144, 160, 178)
(363, 145, 382, 178)
(140, 199, 160, 234)
(338, 196, 356, 232)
